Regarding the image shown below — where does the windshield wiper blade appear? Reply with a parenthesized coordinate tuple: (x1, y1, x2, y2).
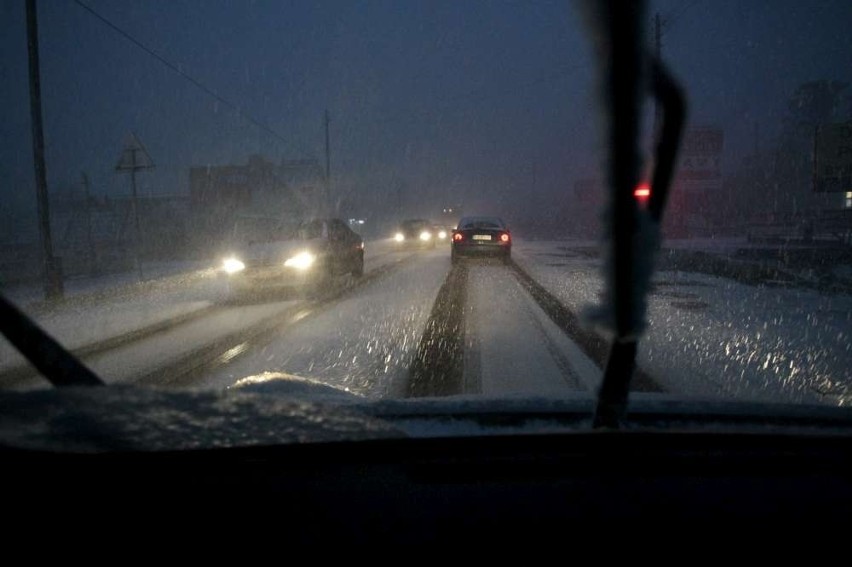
(0, 294, 104, 387)
(579, 0, 687, 429)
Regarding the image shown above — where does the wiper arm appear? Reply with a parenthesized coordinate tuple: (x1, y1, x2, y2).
(0, 294, 104, 387)
(648, 59, 687, 225)
(578, 0, 687, 429)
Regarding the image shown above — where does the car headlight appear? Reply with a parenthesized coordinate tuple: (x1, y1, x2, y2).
(438, 230, 447, 239)
(223, 257, 245, 274)
(420, 231, 432, 241)
(284, 251, 316, 270)
(394, 233, 405, 242)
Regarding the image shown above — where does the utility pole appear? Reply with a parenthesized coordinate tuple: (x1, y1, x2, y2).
(324, 109, 332, 216)
(81, 172, 96, 276)
(126, 147, 143, 280)
(26, 0, 63, 300)
(653, 12, 662, 136)
(116, 132, 154, 280)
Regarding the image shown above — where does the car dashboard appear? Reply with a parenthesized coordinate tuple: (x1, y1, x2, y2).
(2, 387, 851, 542)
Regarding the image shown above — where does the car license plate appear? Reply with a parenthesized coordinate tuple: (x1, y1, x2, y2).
(472, 234, 491, 241)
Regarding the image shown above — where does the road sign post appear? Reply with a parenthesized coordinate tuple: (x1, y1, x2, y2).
(116, 132, 154, 279)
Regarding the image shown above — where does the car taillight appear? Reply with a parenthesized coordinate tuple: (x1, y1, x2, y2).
(453, 233, 463, 241)
(500, 233, 510, 243)
(634, 182, 651, 204)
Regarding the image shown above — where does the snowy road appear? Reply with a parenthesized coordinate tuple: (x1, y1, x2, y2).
(200, 250, 450, 396)
(2, 239, 850, 406)
(463, 263, 600, 397)
(196, 252, 603, 399)
(0, 239, 416, 387)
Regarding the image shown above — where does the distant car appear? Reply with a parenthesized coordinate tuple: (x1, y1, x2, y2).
(432, 224, 452, 244)
(393, 219, 436, 249)
(221, 217, 364, 299)
(451, 216, 511, 264)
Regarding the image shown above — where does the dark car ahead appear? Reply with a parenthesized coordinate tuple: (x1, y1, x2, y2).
(451, 216, 511, 263)
(221, 217, 364, 299)
(393, 219, 436, 249)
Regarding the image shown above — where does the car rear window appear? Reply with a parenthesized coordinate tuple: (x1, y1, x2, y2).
(459, 218, 504, 229)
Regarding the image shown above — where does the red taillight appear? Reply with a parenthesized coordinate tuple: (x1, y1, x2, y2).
(500, 233, 510, 243)
(453, 233, 463, 241)
(634, 183, 651, 203)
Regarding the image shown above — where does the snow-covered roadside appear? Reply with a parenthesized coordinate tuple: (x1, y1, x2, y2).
(0, 273, 225, 373)
(3, 260, 214, 311)
(512, 239, 852, 406)
(0, 239, 407, 374)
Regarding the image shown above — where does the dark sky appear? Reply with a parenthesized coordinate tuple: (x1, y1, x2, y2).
(2, 0, 851, 238)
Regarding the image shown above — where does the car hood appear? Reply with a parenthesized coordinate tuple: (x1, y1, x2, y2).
(1, 373, 852, 453)
(235, 239, 325, 263)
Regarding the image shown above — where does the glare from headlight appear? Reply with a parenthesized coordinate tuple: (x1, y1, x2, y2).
(284, 251, 316, 270)
(438, 230, 447, 239)
(223, 258, 245, 274)
(394, 233, 405, 242)
(420, 231, 432, 241)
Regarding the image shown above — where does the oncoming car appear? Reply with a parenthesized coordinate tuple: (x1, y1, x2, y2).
(451, 216, 511, 264)
(392, 219, 436, 249)
(221, 217, 364, 299)
(432, 224, 452, 244)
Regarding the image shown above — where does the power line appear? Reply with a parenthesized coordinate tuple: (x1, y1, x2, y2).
(72, 0, 291, 147)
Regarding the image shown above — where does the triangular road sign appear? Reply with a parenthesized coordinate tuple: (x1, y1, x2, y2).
(115, 132, 155, 171)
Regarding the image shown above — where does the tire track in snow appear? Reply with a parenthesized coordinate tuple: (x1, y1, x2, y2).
(409, 256, 663, 397)
(407, 262, 468, 397)
(508, 259, 664, 393)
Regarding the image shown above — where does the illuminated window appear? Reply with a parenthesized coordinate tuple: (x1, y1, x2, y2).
(846, 191, 852, 209)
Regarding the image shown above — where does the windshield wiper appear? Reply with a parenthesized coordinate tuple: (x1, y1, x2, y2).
(579, 0, 687, 429)
(0, 294, 104, 387)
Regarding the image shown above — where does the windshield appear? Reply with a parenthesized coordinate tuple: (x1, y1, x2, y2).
(231, 216, 295, 244)
(1, 0, 851, 438)
(400, 219, 430, 232)
(298, 219, 327, 240)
